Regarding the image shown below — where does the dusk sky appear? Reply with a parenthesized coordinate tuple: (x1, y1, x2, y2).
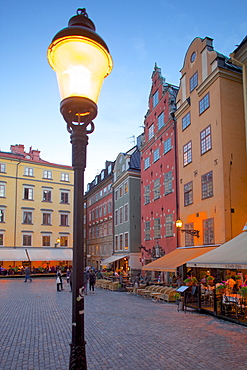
(0, 0, 246, 185)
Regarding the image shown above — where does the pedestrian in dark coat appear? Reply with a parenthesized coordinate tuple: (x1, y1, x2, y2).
(89, 270, 96, 292)
(24, 266, 32, 282)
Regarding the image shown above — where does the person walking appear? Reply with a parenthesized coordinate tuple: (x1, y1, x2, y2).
(24, 266, 32, 282)
(69, 268, 73, 292)
(56, 269, 63, 291)
(89, 270, 96, 293)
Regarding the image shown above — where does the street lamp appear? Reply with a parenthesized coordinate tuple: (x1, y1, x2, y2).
(47, 8, 113, 369)
(54, 237, 60, 248)
(176, 219, 200, 238)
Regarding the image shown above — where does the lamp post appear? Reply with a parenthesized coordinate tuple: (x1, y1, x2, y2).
(47, 8, 113, 369)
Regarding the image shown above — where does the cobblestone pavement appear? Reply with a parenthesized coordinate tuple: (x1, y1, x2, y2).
(0, 278, 247, 370)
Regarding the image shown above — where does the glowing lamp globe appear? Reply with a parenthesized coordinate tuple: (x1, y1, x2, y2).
(47, 8, 113, 123)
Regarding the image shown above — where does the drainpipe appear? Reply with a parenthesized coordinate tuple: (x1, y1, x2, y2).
(14, 160, 21, 248)
(172, 112, 180, 248)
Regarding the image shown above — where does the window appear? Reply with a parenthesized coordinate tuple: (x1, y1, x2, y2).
(119, 186, 123, 198)
(184, 181, 193, 206)
(165, 214, 173, 237)
(124, 181, 128, 194)
(0, 233, 3, 246)
(115, 235, 118, 251)
(154, 218, 161, 238)
(199, 93, 210, 114)
(144, 185, 150, 204)
(148, 124, 154, 140)
(61, 191, 69, 204)
(24, 187, 33, 200)
(42, 213, 51, 225)
(108, 201, 112, 214)
(122, 163, 125, 172)
(119, 207, 123, 224)
(0, 208, 5, 222)
(23, 211, 32, 224)
(185, 223, 194, 247)
(119, 234, 123, 250)
(202, 171, 213, 199)
(203, 218, 214, 244)
(60, 236, 68, 247)
(115, 209, 118, 226)
(190, 71, 198, 92)
(158, 112, 164, 130)
(183, 141, 192, 166)
(61, 173, 69, 182)
(43, 189, 52, 202)
(60, 214, 69, 226)
(153, 148, 160, 162)
(42, 235, 51, 247)
(115, 189, 118, 201)
(124, 232, 129, 250)
(124, 203, 128, 222)
(108, 164, 112, 174)
(153, 90, 159, 107)
(0, 163, 6, 173)
(101, 171, 104, 180)
(144, 157, 150, 170)
(153, 178, 160, 200)
(23, 234, 32, 247)
(201, 125, 212, 154)
(0, 183, 6, 197)
(145, 221, 150, 240)
(24, 167, 34, 176)
(164, 171, 173, 195)
(100, 190, 103, 198)
(182, 112, 191, 130)
(43, 170, 52, 179)
(164, 138, 172, 154)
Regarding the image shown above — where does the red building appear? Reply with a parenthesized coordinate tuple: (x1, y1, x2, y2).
(85, 161, 115, 270)
(141, 64, 179, 266)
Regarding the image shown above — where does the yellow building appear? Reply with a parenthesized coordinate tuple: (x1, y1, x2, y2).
(0, 144, 73, 269)
(175, 37, 247, 247)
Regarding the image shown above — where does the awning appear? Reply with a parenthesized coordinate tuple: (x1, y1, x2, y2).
(187, 232, 247, 269)
(142, 246, 218, 272)
(0, 248, 73, 262)
(101, 254, 128, 265)
(0, 248, 29, 261)
(27, 248, 73, 261)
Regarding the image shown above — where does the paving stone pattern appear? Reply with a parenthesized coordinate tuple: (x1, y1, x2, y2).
(0, 278, 246, 370)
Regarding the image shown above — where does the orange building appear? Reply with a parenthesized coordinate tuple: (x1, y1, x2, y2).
(175, 37, 247, 247)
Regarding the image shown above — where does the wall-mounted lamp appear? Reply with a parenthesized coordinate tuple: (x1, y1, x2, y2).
(176, 219, 200, 238)
(54, 238, 60, 248)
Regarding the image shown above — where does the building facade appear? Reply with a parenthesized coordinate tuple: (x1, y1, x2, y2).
(175, 37, 247, 247)
(140, 64, 179, 266)
(111, 145, 142, 274)
(0, 144, 73, 268)
(85, 161, 115, 270)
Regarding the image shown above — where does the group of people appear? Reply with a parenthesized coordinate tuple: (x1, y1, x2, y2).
(55, 267, 97, 294)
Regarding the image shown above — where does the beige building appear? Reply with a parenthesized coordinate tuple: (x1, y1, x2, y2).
(175, 37, 247, 247)
(0, 144, 73, 269)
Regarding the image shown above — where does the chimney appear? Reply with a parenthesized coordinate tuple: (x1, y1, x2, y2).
(29, 146, 40, 160)
(10, 144, 25, 154)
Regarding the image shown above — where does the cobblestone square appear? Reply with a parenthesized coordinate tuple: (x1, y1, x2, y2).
(0, 278, 246, 369)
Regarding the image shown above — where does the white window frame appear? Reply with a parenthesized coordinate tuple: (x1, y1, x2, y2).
(0, 163, 6, 173)
(0, 182, 6, 198)
(60, 190, 69, 204)
(24, 167, 34, 177)
(61, 173, 69, 182)
(42, 234, 51, 247)
(124, 232, 129, 250)
(60, 213, 69, 226)
(22, 210, 33, 224)
(23, 186, 34, 200)
(42, 188, 52, 202)
(148, 124, 154, 140)
(22, 233, 32, 247)
(144, 157, 150, 170)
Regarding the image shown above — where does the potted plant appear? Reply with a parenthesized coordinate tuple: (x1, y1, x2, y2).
(216, 283, 226, 294)
(184, 277, 192, 286)
(174, 292, 181, 304)
(239, 286, 247, 298)
(206, 276, 214, 286)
